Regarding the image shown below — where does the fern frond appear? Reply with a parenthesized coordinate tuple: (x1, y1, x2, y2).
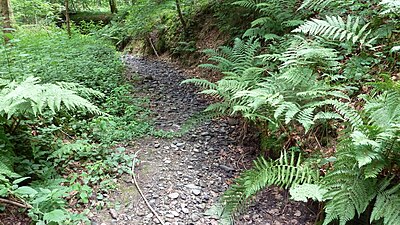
(298, 0, 351, 11)
(290, 183, 327, 202)
(56, 82, 105, 98)
(181, 78, 217, 90)
(200, 38, 262, 74)
(204, 102, 231, 114)
(220, 151, 319, 221)
(293, 15, 374, 47)
(319, 99, 363, 128)
(380, 0, 400, 15)
(0, 77, 102, 118)
(323, 168, 377, 225)
(364, 91, 400, 128)
(280, 42, 340, 69)
(278, 67, 316, 86)
(371, 179, 400, 225)
(297, 107, 315, 131)
(232, 0, 263, 10)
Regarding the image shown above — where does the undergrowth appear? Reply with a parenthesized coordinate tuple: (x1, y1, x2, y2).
(183, 0, 400, 224)
(0, 26, 152, 223)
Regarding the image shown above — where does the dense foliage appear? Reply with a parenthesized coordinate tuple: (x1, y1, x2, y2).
(0, 25, 152, 223)
(2, 0, 400, 224)
(184, 0, 400, 224)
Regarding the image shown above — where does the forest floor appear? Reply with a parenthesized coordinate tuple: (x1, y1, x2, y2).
(90, 56, 317, 225)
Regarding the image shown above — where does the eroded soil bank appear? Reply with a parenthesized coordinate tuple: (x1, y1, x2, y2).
(90, 56, 317, 225)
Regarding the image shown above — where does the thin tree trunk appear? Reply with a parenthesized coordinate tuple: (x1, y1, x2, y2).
(109, 0, 117, 14)
(0, 0, 12, 43)
(65, 0, 71, 37)
(175, 0, 187, 33)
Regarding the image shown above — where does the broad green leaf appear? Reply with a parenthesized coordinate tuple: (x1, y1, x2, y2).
(14, 186, 38, 196)
(43, 209, 68, 223)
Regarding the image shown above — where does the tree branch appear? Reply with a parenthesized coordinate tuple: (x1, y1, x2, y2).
(0, 197, 32, 209)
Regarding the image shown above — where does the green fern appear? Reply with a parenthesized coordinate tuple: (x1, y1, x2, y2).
(371, 178, 400, 225)
(0, 77, 102, 118)
(305, 99, 363, 128)
(290, 183, 327, 202)
(215, 151, 318, 224)
(232, 0, 263, 10)
(380, 0, 400, 14)
(322, 141, 378, 225)
(233, 65, 355, 132)
(279, 42, 340, 69)
(199, 38, 262, 74)
(363, 91, 400, 128)
(183, 38, 265, 116)
(298, 0, 352, 11)
(293, 15, 375, 47)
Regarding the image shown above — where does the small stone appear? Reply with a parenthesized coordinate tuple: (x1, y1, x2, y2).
(182, 208, 189, 214)
(176, 142, 185, 147)
(196, 204, 206, 209)
(168, 192, 180, 199)
(219, 164, 235, 172)
(146, 213, 153, 218)
(109, 208, 118, 219)
(192, 189, 201, 196)
(185, 184, 200, 189)
(294, 210, 301, 217)
(171, 211, 180, 217)
(164, 160, 172, 164)
(165, 214, 174, 218)
(154, 143, 160, 148)
(200, 132, 209, 136)
(191, 214, 200, 222)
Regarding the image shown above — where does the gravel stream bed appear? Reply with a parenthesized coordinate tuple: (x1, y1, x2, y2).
(90, 56, 316, 225)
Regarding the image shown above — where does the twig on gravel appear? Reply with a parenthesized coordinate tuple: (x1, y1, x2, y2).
(131, 151, 165, 225)
(148, 37, 159, 57)
(0, 197, 32, 209)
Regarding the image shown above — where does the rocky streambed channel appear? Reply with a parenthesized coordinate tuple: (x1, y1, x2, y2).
(90, 56, 317, 225)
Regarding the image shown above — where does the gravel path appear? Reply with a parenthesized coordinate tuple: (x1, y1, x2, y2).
(90, 56, 317, 225)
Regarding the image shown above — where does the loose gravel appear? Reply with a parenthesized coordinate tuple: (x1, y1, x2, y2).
(90, 56, 317, 225)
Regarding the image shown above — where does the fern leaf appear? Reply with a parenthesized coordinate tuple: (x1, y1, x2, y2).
(298, 0, 334, 10)
(380, 0, 400, 15)
(371, 179, 400, 225)
(323, 170, 377, 225)
(293, 15, 374, 47)
(290, 183, 327, 202)
(232, 0, 262, 10)
(219, 151, 318, 221)
(297, 107, 315, 132)
(181, 78, 217, 90)
(0, 77, 102, 118)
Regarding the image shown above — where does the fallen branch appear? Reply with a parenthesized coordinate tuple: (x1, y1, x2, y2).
(0, 197, 32, 209)
(131, 152, 165, 225)
(148, 37, 160, 58)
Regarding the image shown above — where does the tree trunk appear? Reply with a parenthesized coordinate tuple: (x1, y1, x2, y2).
(65, 0, 71, 37)
(175, 0, 187, 33)
(0, 0, 12, 43)
(109, 0, 117, 14)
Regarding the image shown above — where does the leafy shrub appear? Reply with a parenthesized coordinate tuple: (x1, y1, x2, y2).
(186, 0, 400, 224)
(0, 26, 151, 223)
